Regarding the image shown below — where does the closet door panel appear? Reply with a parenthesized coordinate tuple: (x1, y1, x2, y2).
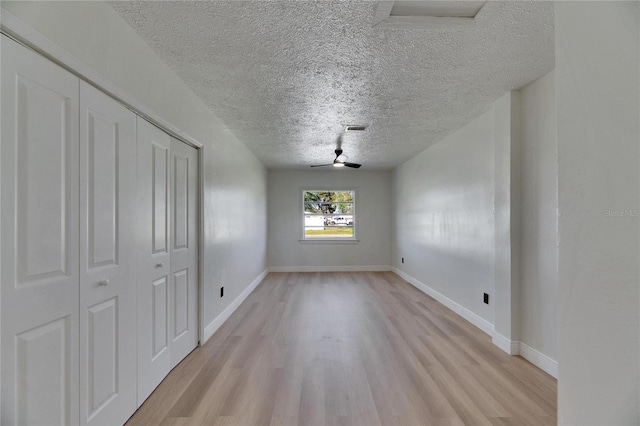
(153, 144, 169, 254)
(1, 36, 80, 426)
(79, 81, 137, 426)
(137, 118, 172, 406)
(169, 139, 199, 367)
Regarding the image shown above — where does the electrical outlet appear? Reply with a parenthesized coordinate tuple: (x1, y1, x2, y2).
(220, 287, 224, 298)
(402, 257, 404, 264)
(483, 293, 489, 304)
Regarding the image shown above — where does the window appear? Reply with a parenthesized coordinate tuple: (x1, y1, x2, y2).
(303, 190, 355, 239)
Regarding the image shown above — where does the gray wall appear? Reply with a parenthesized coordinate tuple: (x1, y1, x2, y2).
(394, 83, 560, 372)
(556, 2, 639, 424)
(519, 70, 558, 362)
(393, 107, 497, 325)
(268, 170, 392, 270)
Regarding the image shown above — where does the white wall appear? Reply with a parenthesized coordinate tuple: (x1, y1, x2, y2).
(519, 70, 557, 363)
(393, 85, 559, 373)
(555, 2, 639, 424)
(493, 92, 521, 349)
(268, 170, 392, 270)
(393, 107, 497, 325)
(203, 124, 267, 329)
(1, 1, 268, 337)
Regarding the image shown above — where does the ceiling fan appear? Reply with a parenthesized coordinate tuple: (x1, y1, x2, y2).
(310, 136, 361, 168)
(310, 149, 361, 169)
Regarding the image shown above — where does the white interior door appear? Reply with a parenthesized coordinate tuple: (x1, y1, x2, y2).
(79, 81, 137, 425)
(169, 138, 198, 367)
(136, 118, 172, 405)
(1, 36, 80, 425)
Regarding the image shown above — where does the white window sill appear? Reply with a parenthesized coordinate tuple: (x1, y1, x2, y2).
(299, 239, 360, 244)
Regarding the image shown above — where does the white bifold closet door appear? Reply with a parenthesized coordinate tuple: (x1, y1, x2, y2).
(168, 138, 199, 367)
(1, 36, 139, 426)
(136, 118, 198, 406)
(1, 35, 197, 425)
(79, 81, 137, 426)
(1, 36, 81, 426)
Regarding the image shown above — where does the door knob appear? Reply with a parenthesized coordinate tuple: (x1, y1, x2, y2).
(155, 262, 164, 268)
(98, 279, 109, 287)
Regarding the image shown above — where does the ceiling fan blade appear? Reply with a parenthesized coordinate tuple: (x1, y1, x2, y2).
(311, 142, 361, 168)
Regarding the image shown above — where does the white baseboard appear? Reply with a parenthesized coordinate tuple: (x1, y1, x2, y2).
(269, 265, 391, 273)
(492, 332, 520, 355)
(391, 268, 558, 378)
(518, 341, 558, 378)
(202, 268, 269, 343)
(392, 268, 494, 336)
(493, 337, 558, 378)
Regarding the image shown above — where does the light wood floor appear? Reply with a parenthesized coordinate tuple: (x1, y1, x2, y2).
(126, 272, 557, 426)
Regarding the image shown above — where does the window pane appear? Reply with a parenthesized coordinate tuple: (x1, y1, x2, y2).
(322, 215, 353, 226)
(334, 203, 353, 214)
(304, 190, 353, 203)
(332, 191, 353, 202)
(304, 202, 352, 214)
(305, 226, 354, 238)
(303, 190, 355, 239)
(304, 215, 325, 227)
(304, 202, 336, 214)
(304, 202, 318, 214)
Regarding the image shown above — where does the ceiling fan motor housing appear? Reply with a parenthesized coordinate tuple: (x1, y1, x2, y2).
(310, 147, 361, 168)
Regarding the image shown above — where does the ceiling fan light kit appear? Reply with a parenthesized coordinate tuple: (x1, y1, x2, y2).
(311, 148, 362, 169)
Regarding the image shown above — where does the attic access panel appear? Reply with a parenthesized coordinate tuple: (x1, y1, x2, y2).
(373, 0, 495, 29)
(390, 1, 486, 18)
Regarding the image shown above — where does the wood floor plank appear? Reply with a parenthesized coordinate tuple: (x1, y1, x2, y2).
(189, 366, 242, 424)
(126, 272, 556, 426)
(167, 336, 242, 417)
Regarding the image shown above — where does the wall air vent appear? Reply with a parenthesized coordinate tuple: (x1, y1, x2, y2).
(345, 125, 367, 132)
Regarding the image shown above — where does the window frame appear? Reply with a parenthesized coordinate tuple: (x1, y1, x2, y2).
(300, 188, 358, 243)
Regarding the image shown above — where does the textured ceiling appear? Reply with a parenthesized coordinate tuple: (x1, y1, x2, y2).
(111, 1, 554, 169)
